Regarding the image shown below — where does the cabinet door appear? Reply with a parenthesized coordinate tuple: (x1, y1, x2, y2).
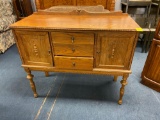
(95, 32, 137, 70)
(15, 31, 53, 66)
(144, 40, 160, 83)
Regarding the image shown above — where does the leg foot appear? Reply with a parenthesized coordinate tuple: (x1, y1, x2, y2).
(45, 71, 49, 77)
(34, 93, 38, 98)
(118, 74, 129, 105)
(118, 100, 122, 105)
(25, 68, 38, 97)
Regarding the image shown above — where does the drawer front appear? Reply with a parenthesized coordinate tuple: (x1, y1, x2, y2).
(53, 44, 93, 56)
(51, 32, 94, 44)
(54, 56, 93, 70)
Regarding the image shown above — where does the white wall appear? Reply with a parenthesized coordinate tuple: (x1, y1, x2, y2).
(115, 0, 121, 10)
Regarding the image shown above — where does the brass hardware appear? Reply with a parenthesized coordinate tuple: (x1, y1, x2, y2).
(97, 51, 100, 54)
(48, 50, 51, 55)
(72, 62, 76, 67)
(71, 36, 74, 43)
(72, 48, 75, 52)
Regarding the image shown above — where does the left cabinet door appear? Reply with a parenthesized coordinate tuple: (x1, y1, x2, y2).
(15, 31, 53, 67)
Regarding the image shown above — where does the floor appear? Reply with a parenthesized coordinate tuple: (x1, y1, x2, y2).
(0, 44, 160, 120)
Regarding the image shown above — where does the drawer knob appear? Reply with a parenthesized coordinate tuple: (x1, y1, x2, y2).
(72, 62, 76, 67)
(71, 36, 75, 43)
(48, 50, 51, 55)
(97, 51, 100, 54)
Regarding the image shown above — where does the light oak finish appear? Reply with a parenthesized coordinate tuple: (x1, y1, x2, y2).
(35, 0, 115, 11)
(54, 56, 93, 70)
(141, 21, 160, 92)
(11, 11, 140, 104)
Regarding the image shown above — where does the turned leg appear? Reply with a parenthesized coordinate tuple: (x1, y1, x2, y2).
(25, 68, 38, 98)
(113, 75, 118, 82)
(118, 74, 129, 105)
(45, 71, 49, 77)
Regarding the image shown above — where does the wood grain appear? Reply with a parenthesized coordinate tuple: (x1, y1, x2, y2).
(54, 56, 93, 70)
(15, 31, 53, 66)
(141, 39, 160, 92)
(51, 32, 94, 44)
(53, 44, 93, 56)
(35, 0, 115, 11)
(95, 31, 137, 70)
(10, 13, 140, 31)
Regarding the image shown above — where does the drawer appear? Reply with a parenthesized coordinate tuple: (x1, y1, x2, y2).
(54, 56, 93, 70)
(53, 44, 93, 56)
(51, 32, 94, 44)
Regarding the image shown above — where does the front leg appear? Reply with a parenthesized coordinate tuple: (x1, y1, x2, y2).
(24, 68, 38, 98)
(118, 74, 129, 105)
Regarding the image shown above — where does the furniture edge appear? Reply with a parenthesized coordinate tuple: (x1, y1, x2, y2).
(141, 76, 160, 92)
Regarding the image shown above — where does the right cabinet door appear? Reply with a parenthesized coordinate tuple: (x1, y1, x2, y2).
(95, 32, 137, 70)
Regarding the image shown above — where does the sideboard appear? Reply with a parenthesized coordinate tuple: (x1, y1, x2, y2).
(10, 11, 140, 104)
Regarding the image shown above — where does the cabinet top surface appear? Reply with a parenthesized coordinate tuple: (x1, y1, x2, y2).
(11, 12, 140, 31)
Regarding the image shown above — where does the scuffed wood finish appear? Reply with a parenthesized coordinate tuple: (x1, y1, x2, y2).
(11, 12, 140, 104)
(141, 21, 160, 92)
(35, 0, 115, 11)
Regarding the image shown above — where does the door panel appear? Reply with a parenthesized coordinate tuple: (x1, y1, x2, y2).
(15, 31, 53, 66)
(96, 32, 136, 69)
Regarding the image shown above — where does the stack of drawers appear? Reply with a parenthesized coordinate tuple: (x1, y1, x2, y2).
(51, 32, 94, 70)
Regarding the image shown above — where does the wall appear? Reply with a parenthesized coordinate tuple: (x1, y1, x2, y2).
(115, 0, 121, 10)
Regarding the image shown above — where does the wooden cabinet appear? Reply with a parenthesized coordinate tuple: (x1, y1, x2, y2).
(12, 0, 33, 20)
(141, 21, 160, 92)
(11, 11, 140, 104)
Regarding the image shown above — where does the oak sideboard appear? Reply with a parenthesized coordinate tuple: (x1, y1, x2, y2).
(10, 11, 140, 104)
